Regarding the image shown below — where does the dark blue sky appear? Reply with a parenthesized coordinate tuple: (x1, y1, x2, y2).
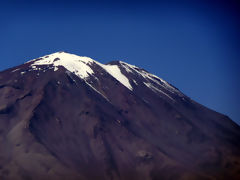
(0, 0, 239, 123)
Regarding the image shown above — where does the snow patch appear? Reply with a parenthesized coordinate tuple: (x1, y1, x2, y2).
(132, 79, 138, 85)
(12, 68, 20, 73)
(120, 62, 133, 73)
(54, 67, 58, 71)
(101, 65, 133, 91)
(84, 80, 110, 101)
(144, 82, 175, 101)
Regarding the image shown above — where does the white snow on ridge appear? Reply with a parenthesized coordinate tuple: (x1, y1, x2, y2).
(30, 52, 133, 91)
(12, 68, 20, 73)
(119, 61, 181, 94)
(102, 65, 133, 90)
(144, 82, 175, 101)
(84, 80, 110, 101)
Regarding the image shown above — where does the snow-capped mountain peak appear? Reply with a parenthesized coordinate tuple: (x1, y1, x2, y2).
(22, 52, 184, 98)
(29, 52, 133, 91)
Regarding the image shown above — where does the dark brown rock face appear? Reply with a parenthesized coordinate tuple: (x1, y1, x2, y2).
(0, 52, 240, 180)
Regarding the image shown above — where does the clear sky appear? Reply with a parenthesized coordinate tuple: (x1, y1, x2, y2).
(0, 0, 239, 124)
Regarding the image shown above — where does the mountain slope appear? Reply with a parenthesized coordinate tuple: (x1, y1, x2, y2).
(0, 52, 240, 180)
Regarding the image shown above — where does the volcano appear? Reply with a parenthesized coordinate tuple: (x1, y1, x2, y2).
(0, 52, 240, 180)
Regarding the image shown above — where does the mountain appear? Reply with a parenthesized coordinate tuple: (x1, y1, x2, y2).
(0, 52, 240, 180)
